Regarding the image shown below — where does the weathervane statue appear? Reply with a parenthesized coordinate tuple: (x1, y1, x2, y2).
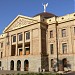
(42, 3, 48, 12)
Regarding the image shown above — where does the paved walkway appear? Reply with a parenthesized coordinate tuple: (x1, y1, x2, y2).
(0, 70, 28, 75)
(0, 70, 75, 75)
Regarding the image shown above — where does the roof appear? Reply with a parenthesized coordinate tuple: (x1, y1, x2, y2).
(34, 12, 56, 19)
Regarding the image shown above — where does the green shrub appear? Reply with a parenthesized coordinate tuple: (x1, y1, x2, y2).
(16, 73, 21, 75)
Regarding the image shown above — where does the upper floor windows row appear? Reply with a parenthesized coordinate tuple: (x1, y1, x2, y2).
(49, 29, 66, 38)
(49, 27, 75, 38)
(50, 43, 67, 55)
(12, 31, 30, 43)
(50, 29, 66, 38)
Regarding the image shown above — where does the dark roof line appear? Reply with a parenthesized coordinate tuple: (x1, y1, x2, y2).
(34, 12, 57, 19)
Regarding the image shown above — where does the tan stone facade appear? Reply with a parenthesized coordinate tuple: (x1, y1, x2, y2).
(0, 12, 75, 72)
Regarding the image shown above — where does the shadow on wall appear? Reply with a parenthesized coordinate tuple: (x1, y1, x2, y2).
(53, 58, 71, 72)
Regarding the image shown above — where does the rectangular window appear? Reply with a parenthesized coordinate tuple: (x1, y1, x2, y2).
(50, 30, 53, 38)
(1, 43, 3, 48)
(13, 35, 16, 42)
(25, 42, 30, 55)
(50, 44, 54, 54)
(0, 61, 1, 67)
(51, 59, 54, 68)
(62, 43, 67, 54)
(62, 29, 66, 37)
(26, 32, 30, 40)
(19, 48, 22, 56)
(74, 27, 75, 34)
(1, 52, 2, 58)
(18, 33, 22, 41)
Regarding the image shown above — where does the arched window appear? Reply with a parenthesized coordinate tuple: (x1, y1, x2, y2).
(17, 60, 21, 71)
(10, 60, 14, 70)
(24, 60, 29, 71)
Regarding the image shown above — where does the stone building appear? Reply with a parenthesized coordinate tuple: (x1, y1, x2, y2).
(0, 12, 75, 72)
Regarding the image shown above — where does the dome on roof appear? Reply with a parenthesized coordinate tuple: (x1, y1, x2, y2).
(34, 12, 56, 19)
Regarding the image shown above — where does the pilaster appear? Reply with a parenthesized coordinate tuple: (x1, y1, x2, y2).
(39, 28, 41, 54)
(22, 32, 25, 55)
(16, 34, 18, 56)
(14, 60, 17, 71)
(30, 30, 33, 55)
(21, 60, 24, 71)
(9, 35, 11, 56)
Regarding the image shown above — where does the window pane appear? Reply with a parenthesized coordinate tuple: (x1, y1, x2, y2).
(51, 59, 54, 68)
(19, 33, 22, 41)
(0, 61, 1, 67)
(26, 32, 30, 40)
(1, 43, 3, 48)
(50, 44, 54, 54)
(1, 52, 2, 58)
(62, 43, 67, 54)
(13, 35, 16, 42)
(74, 27, 75, 34)
(62, 29, 66, 37)
(50, 30, 53, 38)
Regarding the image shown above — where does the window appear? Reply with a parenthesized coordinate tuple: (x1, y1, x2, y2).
(74, 27, 75, 34)
(25, 47, 30, 51)
(50, 30, 53, 38)
(18, 33, 22, 41)
(0, 61, 1, 67)
(25, 42, 30, 55)
(1, 52, 2, 58)
(1, 43, 3, 48)
(62, 29, 66, 37)
(50, 44, 54, 54)
(13, 35, 16, 42)
(62, 43, 67, 54)
(19, 48, 22, 56)
(51, 59, 54, 68)
(26, 32, 30, 40)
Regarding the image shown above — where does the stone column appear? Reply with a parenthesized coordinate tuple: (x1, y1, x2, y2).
(14, 60, 17, 71)
(8, 58, 10, 70)
(39, 28, 41, 54)
(22, 32, 25, 55)
(68, 27, 72, 53)
(30, 30, 33, 55)
(21, 60, 24, 71)
(9, 35, 12, 56)
(16, 34, 18, 56)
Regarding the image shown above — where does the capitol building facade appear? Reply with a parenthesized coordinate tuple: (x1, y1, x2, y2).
(0, 12, 75, 72)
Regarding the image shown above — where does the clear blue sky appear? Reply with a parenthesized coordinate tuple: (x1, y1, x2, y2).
(0, 0, 74, 34)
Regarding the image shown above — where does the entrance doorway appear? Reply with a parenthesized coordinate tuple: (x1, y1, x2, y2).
(62, 58, 67, 71)
(24, 60, 29, 71)
(17, 60, 21, 71)
(10, 60, 14, 70)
